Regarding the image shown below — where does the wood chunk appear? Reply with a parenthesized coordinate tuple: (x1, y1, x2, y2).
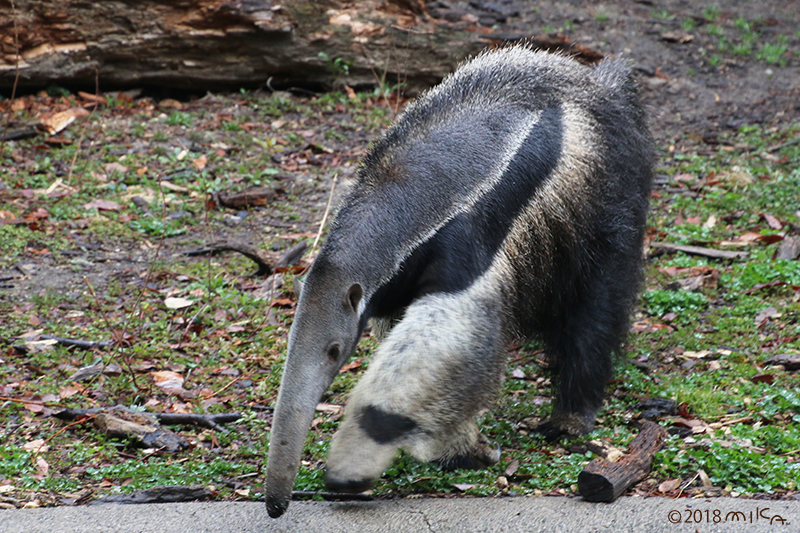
(765, 353, 800, 371)
(93, 409, 189, 452)
(218, 187, 275, 208)
(578, 421, 667, 502)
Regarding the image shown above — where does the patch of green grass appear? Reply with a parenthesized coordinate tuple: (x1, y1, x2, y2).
(128, 216, 186, 236)
(656, 438, 799, 494)
(703, 6, 720, 21)
(756, 37, 789, 64)
(652, 9, 673, 21)
(643, 289, 708, 320)
(85, 457, 255, 492)
(165, 111, 194, 127)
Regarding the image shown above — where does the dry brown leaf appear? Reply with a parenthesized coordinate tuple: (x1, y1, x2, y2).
(83, 199, 122, 211)
(315, 403, 343, 415)
(39, 108, 89, 135)
(658, 478, 681, 493)
(35, 457, 49, 477)
(22, 439, 49, 453)
(192, 154, 207, 171)
(762, 213, 782, 230)
(105, 162, 129, 175)
(59, 384, 82, 398)
(151, 371, 185, 392)
(755, 306, 779, 324)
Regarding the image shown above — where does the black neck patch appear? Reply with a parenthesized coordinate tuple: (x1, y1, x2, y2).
(359, 405, 418, 445)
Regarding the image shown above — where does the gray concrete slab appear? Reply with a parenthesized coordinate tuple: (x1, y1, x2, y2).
(1, 496, 797, 533)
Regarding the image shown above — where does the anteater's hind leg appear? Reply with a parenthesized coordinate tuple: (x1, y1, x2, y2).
(325, 285, 506, 492)
(537, 270, 636, 440)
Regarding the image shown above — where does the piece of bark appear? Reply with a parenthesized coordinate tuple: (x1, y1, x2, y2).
(777, 236, 800, 260)
(91, 485, 212, 505)
(1, 125, 39, 141)
(578, 420, 667, 502)
(92, 409, 189, 452)
(56, 405, 241, 433)
(218, 187, 275, 209)
(649, 242, 748, 259)
(764, 353, 800, 371)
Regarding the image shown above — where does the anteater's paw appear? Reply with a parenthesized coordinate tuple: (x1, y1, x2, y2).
(434, 435, 501, 471)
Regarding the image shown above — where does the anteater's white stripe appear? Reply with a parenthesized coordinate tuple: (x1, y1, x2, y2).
(360, 109, 544, 316)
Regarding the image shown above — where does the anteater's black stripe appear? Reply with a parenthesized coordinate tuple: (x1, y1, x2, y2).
(370, 106, 563, 318)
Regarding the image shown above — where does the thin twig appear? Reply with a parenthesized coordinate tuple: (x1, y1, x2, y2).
(83, 277, 142, 390)
(31, 415, 96, 465)
(209, 376, 244, 399)
(177, 302, 209, 351)
(127, 179, 168, 353)
(674, 471, 700, 499)
(309, 173, 338, 254)
(0, 396, 68, 408)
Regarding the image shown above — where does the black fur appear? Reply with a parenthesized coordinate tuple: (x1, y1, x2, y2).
(359, 405, 418, 444)
(320, 49, 652, 437)
(273, 48, 654, 513)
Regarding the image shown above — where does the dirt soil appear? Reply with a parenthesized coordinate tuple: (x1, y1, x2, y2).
(3, 0, 800, 322)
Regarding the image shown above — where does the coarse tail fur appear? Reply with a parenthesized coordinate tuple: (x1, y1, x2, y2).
(265, 45, 653, 518)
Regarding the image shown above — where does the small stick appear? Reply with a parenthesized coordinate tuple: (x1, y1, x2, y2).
(40, 335, 114, 350)
(209, 376, 244, 399)
(310, 173, 338, 253)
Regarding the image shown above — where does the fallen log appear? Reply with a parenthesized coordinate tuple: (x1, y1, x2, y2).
(578, 420, 667, 502)
(1, 1, 603, 93)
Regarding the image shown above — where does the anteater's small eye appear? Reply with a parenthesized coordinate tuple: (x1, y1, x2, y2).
(327, 343, 341, 361)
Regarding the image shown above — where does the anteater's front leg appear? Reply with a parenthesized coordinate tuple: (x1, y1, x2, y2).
(325, 287, 506, 492)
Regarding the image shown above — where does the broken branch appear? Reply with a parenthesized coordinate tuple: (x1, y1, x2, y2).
(185, 242, 274, 276)
(578, 420, 667, 502)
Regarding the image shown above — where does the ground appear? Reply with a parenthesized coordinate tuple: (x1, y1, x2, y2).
(1, 0, 799, 509)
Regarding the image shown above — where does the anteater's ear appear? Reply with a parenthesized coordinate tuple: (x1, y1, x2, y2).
(345, 283, 363, 313)
(292, 275, 305, 300)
